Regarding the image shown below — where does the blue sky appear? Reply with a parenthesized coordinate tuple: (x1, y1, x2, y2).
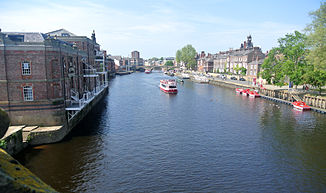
(0, 0, 322, 58)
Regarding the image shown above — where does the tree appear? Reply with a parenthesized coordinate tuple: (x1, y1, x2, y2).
(176, 50, 181, 64)
(260, 31, 308, 88)
(165, 61, 174, 66)
(240, 67, 247, 76)
(260, 48, 283, 85)
(175, 44, 197, 70)
(305, 2, 326, 71)
(278, 31, 307, 88)
(234, 64, 240, 75)
(303, 68, 326, 95)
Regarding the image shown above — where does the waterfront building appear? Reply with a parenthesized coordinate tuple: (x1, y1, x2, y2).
(130, 50, 144, 66)
(212, 35, 265, 80)
(197, 51, 214, 73)
(0, 29, 108, 127)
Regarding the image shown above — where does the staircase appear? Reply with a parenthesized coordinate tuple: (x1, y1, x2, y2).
(292, 94, 302, 102)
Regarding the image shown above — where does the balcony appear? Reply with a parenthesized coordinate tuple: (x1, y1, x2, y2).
(83, 68, 98, 77)
(65, 81, 108, 121)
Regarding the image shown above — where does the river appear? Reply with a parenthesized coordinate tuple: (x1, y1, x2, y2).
(17, 72, 326, 192)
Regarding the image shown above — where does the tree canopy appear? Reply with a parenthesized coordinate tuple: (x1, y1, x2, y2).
(175, 45, 197, 70)
(306, 2, 326, 71)
(165, 60, 174, 66)
(260, 31, 308, 87)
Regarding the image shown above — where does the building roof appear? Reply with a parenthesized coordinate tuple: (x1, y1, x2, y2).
(46, 29, 76, 37)
(3, 32, 48, 43)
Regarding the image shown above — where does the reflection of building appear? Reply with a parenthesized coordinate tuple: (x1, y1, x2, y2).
(0, 29, 109, 126)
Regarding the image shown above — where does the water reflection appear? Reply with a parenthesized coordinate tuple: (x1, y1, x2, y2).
(17, 73, 326, 192)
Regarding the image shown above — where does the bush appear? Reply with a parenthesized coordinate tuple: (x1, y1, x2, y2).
(0, 108, 10, 138)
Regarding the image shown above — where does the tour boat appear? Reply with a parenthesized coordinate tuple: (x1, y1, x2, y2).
(292, 101, 311, 110)
(145, 69, 151, 74)
(160, 79, 178, 94)
(242, 89, 250, 96)
(236, 88, 243, 93)
(248, 90, 260, 97)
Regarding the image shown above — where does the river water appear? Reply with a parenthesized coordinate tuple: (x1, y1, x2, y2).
(17, 72, 326, 192)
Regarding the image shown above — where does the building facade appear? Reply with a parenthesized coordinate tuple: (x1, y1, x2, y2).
(212, 35, 265, 78)
(0, 29, 108, 126)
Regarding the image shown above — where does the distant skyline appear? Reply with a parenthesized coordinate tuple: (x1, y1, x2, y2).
(0, 0, 322, 58)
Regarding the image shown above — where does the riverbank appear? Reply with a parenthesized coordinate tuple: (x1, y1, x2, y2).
(209, 78, 326, 114)
(0, 85, 109, 156)
(175, 72, 326, 114)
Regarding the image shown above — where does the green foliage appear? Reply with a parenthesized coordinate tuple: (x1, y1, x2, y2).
(303, 68, 326, 95)
(240, 67, 247, 76)
(305, 2, 326, 71)
(165, 61, 174, 66)
(234, 64, 240, 75)
(260, 31, 308, 87)
(176, 44, 197, 70)
(0, 108, 10, 139)
(176, 50, 181, 64)
(0, 139, 7, 149)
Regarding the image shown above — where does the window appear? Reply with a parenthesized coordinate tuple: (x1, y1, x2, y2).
(22, 61, 31, 75)
(23, 86, 33, 101)
(8, 35, 24, 42)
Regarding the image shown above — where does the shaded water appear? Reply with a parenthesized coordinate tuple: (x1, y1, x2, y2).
(17, 72, 326, 192)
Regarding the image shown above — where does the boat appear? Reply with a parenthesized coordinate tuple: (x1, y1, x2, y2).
(248, 90, 260, 97)
(236, 88, 243, 93)
(160, 79, 178, 94)
(292, 101, 311, 110)
(242, 89, 250, 96)
(176, 78, 184, 83)
(193, 75, 209, 83)
(181, 73, 190, 79)
(145, 69, 151, 74)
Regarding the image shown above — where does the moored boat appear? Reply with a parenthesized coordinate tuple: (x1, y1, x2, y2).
(292, 101, 311, 110)
(160, 79, 178, 94)
(248, 90, 260, 97)
(181, 73, 190, 79)
(236, 88, 243, 93)
(242, 89, 250, 96)
(145, 69, 151, 74)
(193, 75, 209, 83)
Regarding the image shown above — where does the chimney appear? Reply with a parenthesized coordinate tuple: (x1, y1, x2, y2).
(244, 41, 247, 49)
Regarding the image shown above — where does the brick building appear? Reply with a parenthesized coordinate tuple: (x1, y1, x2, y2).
(0, 29, 108, 126)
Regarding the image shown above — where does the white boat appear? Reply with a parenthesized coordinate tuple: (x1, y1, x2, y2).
(193, 75, 209, 83)
(145, 69, 151, 74)
(160, 79, 178, 94)
(181, 73, 190, 79)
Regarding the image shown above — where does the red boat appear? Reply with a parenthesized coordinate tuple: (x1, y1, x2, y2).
(160, 79, 178, 94)
(242, 89, 250, 96)
(145, 69, 151, 74)
(292, 101, 311, 110)
(236, 88, 243, 93)
(248, 90, 260, 97)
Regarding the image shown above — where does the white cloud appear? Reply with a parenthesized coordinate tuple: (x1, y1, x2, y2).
(0, 0, 309, 58)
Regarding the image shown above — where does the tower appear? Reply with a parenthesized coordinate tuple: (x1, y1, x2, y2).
(247, 35, 253, 48)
